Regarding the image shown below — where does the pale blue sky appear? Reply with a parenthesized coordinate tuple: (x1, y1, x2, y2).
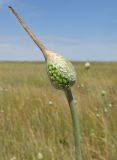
(0, 0, 117, 61)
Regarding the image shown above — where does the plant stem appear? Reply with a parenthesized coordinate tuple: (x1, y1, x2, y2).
(64, 88, 81, 160)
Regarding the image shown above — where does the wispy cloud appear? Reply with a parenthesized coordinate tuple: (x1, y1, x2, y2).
(41, 35, 117, 61)
(0, 34, 117, 61)
(0, 34, 43, 60)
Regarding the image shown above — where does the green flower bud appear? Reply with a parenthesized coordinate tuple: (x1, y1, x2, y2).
(50, 76, 55, 81)
(62, 78, 68, 84)
(48, 70, 53, 75)
(57, 72, 61, 77)
(56, 76, 60, 81)
(54, 69, 59, 74)
(47, 54, 76, 89)
(58, 78, 62, 83)
(48, 64, 53, 71)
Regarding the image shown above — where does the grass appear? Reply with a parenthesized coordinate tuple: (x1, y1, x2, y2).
(0, 61, 117, 160)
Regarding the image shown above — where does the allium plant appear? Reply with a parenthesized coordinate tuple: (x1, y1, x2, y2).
(9, 6, 81, 160)
(101, 90, 106, 97)
(84, 62, 90, 70)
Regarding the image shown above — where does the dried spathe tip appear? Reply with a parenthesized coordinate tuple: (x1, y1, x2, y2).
(8, 6, 49, 60)
(8, 6, 12, 9)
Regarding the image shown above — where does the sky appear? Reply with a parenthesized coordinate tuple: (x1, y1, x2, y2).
(0, 0, 117, 61)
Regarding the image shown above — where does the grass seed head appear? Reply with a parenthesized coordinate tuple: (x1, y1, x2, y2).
(96, 113, 100, 118)
(104, 108, 108, 113)
(108, 103, 112, 108)
(101, 90, 106, 96)
(49, 100, 53, 105)
(85, 62, 90, 70)
(37, 152, 44, 160)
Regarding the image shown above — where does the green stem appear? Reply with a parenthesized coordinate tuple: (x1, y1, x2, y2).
(64, 88, 81, 160)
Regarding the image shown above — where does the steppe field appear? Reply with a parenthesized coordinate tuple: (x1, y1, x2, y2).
(0, 61, 117, 160)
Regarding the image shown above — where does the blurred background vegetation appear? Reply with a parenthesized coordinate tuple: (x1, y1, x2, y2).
(0, 62, 117, 160)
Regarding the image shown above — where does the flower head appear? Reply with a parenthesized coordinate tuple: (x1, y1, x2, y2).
(108, 103, 112, 108)
(37, 152, 43, 160)
(47, 51, 76, 89)
(85, 62, 90, 70)
(101, 90, 106, 97)
(49, 100, 53, 105)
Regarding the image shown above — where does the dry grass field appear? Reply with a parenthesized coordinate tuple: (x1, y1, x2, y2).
(0, 61, 117, 160)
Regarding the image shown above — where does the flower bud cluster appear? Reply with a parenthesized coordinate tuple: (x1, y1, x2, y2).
(47, 54, 76, 89)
